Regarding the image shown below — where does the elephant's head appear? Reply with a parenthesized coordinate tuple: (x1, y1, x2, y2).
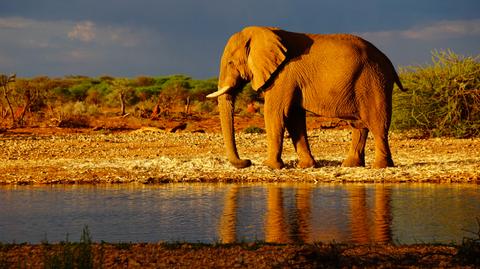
(207, 26, 288, 168)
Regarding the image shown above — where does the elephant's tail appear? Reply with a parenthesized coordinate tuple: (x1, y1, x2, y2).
(393, 68, 407, 92)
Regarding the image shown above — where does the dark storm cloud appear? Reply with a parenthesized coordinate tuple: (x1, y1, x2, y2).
(3, 0, 479, 31)
(0, 0, 479, 77)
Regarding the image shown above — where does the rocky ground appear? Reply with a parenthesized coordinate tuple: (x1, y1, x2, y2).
(0, 116, 479, 184)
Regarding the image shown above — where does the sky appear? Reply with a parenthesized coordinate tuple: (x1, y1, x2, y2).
(1, 0, 479, 79)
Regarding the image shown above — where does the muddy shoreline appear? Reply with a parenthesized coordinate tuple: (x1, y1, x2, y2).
(1, 242, 477, 268)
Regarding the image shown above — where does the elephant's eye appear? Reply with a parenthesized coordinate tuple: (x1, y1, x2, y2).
(228, 60, 234, 66)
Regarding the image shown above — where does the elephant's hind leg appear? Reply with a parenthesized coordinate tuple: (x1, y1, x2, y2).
(285, 108, 315, 168)
(342, 128, 368, 167)
(370, 126, 394, 168)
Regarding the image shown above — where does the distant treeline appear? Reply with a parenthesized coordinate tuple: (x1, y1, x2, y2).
(1, 50, 479, 137)
(0, 73, 260, 128)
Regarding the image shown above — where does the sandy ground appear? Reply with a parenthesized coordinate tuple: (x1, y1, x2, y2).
(0, 123, 479, 184)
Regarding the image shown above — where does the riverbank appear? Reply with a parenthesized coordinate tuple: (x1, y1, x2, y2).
(1, 123, 479, 268)
(0, 124, 479, 184)
(1, 241, 478, 268)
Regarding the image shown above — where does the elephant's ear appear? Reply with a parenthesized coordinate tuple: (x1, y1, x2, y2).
(245, 27, 287, 91)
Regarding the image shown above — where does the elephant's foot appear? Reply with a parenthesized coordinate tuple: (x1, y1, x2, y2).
(263, 159, 284, 169)
(230, 159, 252, 169)
(341, 156, 365, 167)
(372, 158, 394, 169)
(298, 158, 316, 169)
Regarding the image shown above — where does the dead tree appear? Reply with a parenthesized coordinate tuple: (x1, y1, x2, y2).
(15, 80, 41, 126)
(0, 74, 16, 126)
(184, 96, 191, 114)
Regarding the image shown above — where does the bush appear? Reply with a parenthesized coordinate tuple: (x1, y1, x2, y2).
(85, 89, 101, 105)
(134, 76, 155, 87)
(135, 86, 163, 101)
(157, 84, 189, 113)
(68, 82, 91, 101)
(42, 226, 96, 269)
(194, 100, 217, 113)
(392, 50, 480, 138)
(61, 101, 99, 116)
(190, 78, 217, 100)
(57, 115, 91, 128)
(235, 84, 262, 114)
(244, 125, 265, 134)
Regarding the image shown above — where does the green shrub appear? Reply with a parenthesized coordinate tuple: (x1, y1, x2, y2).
(42, 226, 96, 269)
(155, 75, 192, 91)
(68, 82, 91, 101)
(244, 125, 265, 134)
(190, 78, 217, 99)
(135, 86, 162, 101)
(392, 50, 480, 138)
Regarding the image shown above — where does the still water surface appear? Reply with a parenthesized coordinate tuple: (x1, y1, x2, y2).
(0, 183, 479, 244)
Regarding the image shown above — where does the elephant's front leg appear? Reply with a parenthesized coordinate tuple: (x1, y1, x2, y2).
(263, 94, 286, 169)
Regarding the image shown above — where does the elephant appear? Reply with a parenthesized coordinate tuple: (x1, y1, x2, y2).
(207, 26, 406, 169)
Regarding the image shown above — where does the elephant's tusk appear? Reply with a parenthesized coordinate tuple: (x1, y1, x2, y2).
(206, 86, 231, 98)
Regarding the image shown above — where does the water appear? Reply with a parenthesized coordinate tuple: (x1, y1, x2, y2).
(0, 183, 479, 244)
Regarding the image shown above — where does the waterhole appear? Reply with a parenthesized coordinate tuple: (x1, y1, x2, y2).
(0, 183, 478, 244)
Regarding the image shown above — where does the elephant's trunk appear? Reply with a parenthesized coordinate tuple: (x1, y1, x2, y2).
(218, 93, 252, 169)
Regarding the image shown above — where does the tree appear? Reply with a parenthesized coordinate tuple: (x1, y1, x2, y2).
(0, 74, 16, 126)
(156, 84, 188, 115)
(111, 78, 134, 116)
(13, 79, 39, 126)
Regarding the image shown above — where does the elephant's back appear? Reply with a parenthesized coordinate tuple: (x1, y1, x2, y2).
(308, 33, 371, 48)
(307, 33, 361, 44)
(307, 33, 391, 66)
(300, 34, 368, 67)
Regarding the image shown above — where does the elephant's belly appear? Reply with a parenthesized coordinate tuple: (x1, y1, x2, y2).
(301, 83, 359, 119)
(303, 98, 359, 120)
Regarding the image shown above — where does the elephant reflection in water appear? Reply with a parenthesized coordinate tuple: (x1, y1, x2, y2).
(219, 185, 392, 244)
(349, 185, 392, 244)
(264, 186, 345, 244)
(264, 187, 290, 243)
(348, 185, 392, 244)
(219, 186, 239, 243)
